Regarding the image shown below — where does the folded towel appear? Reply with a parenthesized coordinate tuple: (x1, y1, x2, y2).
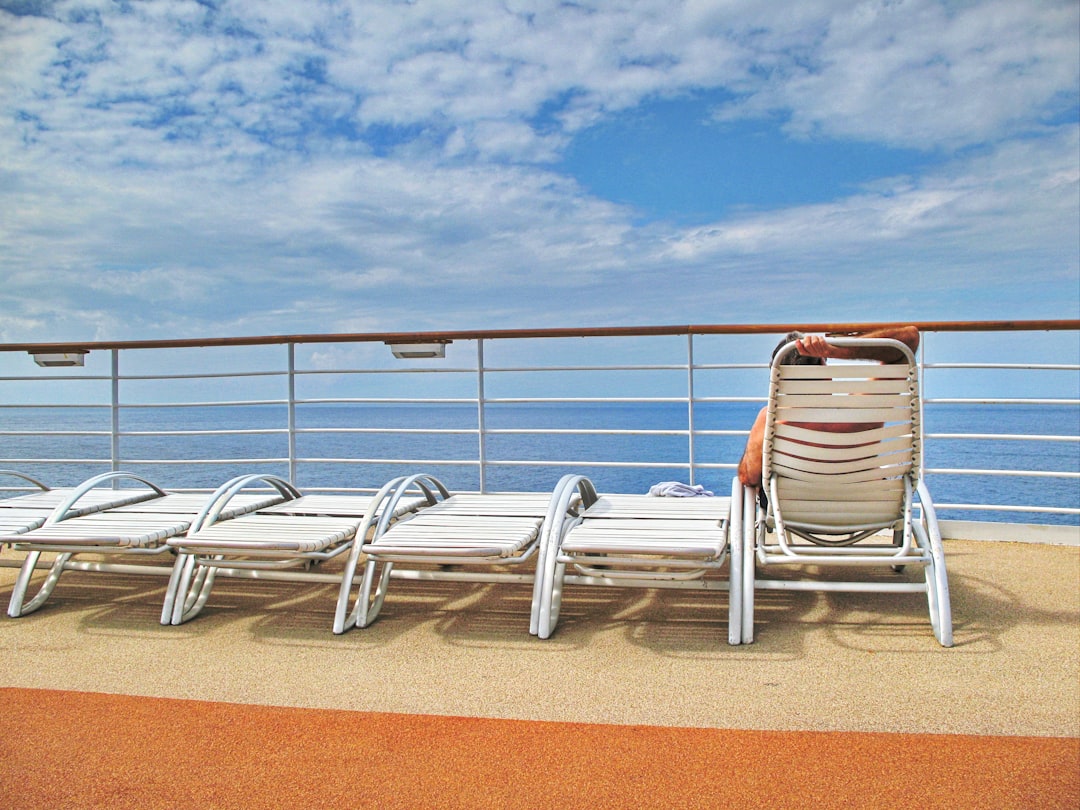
(648, 481, 714, 497)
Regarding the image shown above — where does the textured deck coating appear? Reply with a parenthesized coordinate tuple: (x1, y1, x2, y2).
(0, 538, 1077, 807)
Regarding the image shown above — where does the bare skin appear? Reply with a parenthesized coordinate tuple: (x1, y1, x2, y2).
(736, 326, 920, 488)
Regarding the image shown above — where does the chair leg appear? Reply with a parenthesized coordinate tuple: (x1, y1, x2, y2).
(354, 558, 393, 628)
(529, 525, 551, 637)
(727, 477, 743, 646)
(931, 552, 953, 648)
(740, 487, 758, 644)
(160, 553, 187, 624)
(533, 473, 594, 638)
(914, 483, 954, 647)
(179, 563, 217, 624)
(169, 555, 217, 625)
(914, 521, 953, 647)
(537, 560, 566, 640)
(8, 551, 71, 618)
(333, 541, 365, 634)
(535, 532, 565, 639)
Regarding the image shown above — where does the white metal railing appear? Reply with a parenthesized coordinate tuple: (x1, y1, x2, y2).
(1, 322, 1077, 537)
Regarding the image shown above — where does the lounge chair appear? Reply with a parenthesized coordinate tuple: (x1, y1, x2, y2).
(739, 337, 952, 646)
(3, 472, 285, 618)
(334, 473, 595, 634)
(0, 469, 164, 524)
(0, 471, 52, 536)
(163, 474, 429, 626)
(535, 475, 740, 643)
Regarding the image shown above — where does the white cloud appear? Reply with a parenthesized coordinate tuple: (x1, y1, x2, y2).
(720, 0, 1079, 148)
(5, 1, 1076, 165)
(665, 124, 1079, 259)
(0, 1, 1076, 342)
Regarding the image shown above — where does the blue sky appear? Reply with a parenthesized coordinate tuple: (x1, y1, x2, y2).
(0, 0, 1077, 345)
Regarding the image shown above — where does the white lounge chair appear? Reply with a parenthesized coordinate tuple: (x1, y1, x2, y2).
(535, 475, 739, 643)
(3, 472, 285, 618)
(0, 471, 53, 536)
(0, 469, 165, 525)
(740, 337, 952, 646)
(335, 473, 594, 634)
(163, 473, 429, 626)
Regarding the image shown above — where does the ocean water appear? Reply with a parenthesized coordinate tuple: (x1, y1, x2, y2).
(2, 402, 1077, 526)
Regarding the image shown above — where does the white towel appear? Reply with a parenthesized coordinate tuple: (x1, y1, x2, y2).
(648, 481, 714, 497)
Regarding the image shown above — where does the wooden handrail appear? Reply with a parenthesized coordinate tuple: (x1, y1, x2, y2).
(2, 319, 1077, 354)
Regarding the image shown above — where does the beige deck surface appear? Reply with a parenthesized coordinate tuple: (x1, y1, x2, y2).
(0, 538, 1077, 737)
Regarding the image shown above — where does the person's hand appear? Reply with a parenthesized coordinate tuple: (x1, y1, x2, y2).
(795, 334, 831, 358)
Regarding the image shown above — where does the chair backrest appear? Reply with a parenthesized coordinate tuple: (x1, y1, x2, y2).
(761, 338, 920, 543)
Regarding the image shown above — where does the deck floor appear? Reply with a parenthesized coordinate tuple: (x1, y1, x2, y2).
(0, 538, 1076, 737)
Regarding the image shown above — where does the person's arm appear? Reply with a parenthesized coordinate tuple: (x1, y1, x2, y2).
(737, 407, 768, 488)
(796, 326, 919, 364)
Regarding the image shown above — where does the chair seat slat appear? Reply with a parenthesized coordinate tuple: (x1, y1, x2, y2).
(777, 363, 911, 380)
(774, 406, 913, 424)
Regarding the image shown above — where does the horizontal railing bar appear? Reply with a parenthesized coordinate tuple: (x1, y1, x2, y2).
(471, 364, 762, 372)
(925, 398, 1080, 406)
(923, 363, 1080, 371)
(4, 361, 1075, 379)
(297, 397, 476, 405)
(0, 460, 739, 470)
(926, 468, 1080, 478)
(0, 427, 745, 438)
(117, 400, 288, 408)
(0, 403, 111, 409)
(84, 459, 289, 465)
(297, 367, 477, 375)
(296, 458, 478, 466)
(4, 319, 1076, 354)
(300, 427, 695, 437)
(487, 365, 686, 372)
(0, 459, 114, 465)
(484, 429, 688, 436)
(295, 428, 477, 435)
(484, 397, 687, 404)
(27, 361, 1065, 379)
(3, 459, 1071, 477)
(693, 396, 770, 403)
(0, 375, 113, 382)
(118, 371, 287, 381)
(927, 433, 1079, 442)
(484, 460, 689, 468)
(0, 431, 112, 437)
(118, 430, 287, 437)
(932, 504, 1080, 515)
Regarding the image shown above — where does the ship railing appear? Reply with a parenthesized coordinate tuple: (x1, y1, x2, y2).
(1, 320, 1076, 544)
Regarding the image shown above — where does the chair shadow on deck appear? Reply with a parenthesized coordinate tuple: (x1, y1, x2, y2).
(3, 541, 1074, 663)
(0, 554, 175, 633)
(735, 541, 1079, 655)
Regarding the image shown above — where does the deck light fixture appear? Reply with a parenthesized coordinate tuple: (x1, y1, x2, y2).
(386, 340, 451, 359)
(29, 350, 89, 368)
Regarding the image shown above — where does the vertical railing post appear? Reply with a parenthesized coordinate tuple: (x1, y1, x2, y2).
(687, 333, 696, 486)
(476, 339, 487, 493)
(287, 343, 297, 486)
(918, 331, 929, 489)
(110, 348, 120, 481)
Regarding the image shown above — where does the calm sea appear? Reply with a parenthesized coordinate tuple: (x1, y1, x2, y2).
(3, 402, 1078, 526)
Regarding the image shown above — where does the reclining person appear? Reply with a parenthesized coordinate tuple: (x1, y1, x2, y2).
(736, 326, 920, 489)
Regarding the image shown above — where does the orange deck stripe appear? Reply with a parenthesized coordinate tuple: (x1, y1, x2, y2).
(1, 688, 1076, 809)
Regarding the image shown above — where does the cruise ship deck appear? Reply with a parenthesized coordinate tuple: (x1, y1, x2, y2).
(1, 321, 1077, 807)
(1, 533, 1077, 808)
